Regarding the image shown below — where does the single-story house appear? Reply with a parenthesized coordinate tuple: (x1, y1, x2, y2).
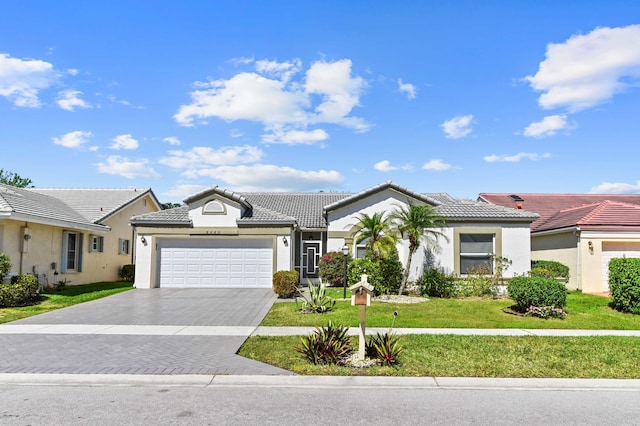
(131, 182, 538, 289)
(0, 183, 161, 286)
(477, 193, 640, 293)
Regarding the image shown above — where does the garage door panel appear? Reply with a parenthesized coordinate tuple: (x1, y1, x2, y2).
(159, 239, 273, 288)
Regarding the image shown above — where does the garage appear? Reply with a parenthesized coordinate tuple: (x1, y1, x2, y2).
(158, 238, 273, 288)
(601, 242, 640, 292)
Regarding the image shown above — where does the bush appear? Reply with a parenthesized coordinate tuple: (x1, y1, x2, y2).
(0, 273, 39, 307)
(507, 276, 567, 313)
(608, 257, 640, 315)
(377, 248, 403, 295)
(348, 257, 382, 293)
(457, 265, 496, 298)
(525, 305, 567, 319)
(319, 251, 349, 287)
(531, 260, 570, 280)
(272, 270, 300, 298)
(418, 269, 457, 298)
(366, 331, 403, 366)
(119, 264, 135, 282)
(295, 321, 351, 365)
(0, 253, 11, 281)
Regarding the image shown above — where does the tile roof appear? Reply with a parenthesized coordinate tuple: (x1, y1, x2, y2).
(130, 182, 536, 228)
(0, 183, 108, 232)
(30, 188, 157, 223)
(478, 193, 640, 232)
(535, 201, 640, 232)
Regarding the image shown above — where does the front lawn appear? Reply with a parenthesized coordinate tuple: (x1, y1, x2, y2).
(264, 291, 640, 330)
(0, 281, 133, 324)
(240, 334, 640, 378)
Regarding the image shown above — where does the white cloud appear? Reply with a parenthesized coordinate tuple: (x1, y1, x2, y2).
(174, 58, 369, 137)
(190, 164, 344, 192)
(590, 181, 640, 194)
(66, 68, 79, 76)
(261, 128, 328, 145)
(0, 53, 58, 107)
(483, 152, 552, 163)
(163, 136, 181, 146)
(95, 155, 160, 179)
(255, 58, 302, 82)
(109, 134, 139, 150)
(56, 90, 91, 111)
(422, 159, 452, 171)
(230, 129, 243, 138)
(51, 130, 92, 148)
(398, 78, 417, 99)
(159, 145, 264, 169)
(524, 25, 640, 112)
(228, 56, 254, 66)
(374, 160, 412, 172)
(163, 184, 210, 200)
(523, 114, 570, 138)
(441, 114, 473, 139)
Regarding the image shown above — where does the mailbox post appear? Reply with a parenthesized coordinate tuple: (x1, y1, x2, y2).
(349, 274, 374, 361)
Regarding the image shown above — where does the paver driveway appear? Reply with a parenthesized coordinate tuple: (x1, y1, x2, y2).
(0, 289, 293, 375)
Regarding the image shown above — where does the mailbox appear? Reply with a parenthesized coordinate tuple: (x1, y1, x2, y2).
(349, 274, 374, 307)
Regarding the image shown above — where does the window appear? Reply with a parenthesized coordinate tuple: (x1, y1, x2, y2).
(203, 200, 226, 214)
(460, 234, 494, 274)
(355, 238, 368, 259)
(89, 234, 104, 253)
(118, 238, 130, 255)
(62, 231, 83, 272)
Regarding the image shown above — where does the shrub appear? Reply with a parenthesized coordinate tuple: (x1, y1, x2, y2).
(608, 257, 640, 315)
(272, 270, 300, 298)
(366, 331, 403, 366)
(458, 265, 496, 298)
(531, 260, 570, 280)
(529, 267, 557, 279)
(348, 257, 382, 294)
(300, 279, 335, 313)
(0, 273, 39, 307)
(418, 269, 457, 298)
(0, 253, 11, 281)
(507, 276, 567, 313)
(525, 305, 567, 319)
(377, 248, 403, 295)
(319, 251, 349, 287)
(119, 264, 135, 282)
(295, 321, 351, 365)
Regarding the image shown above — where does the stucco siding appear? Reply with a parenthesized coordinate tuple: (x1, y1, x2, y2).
(531, 232, 579, 290)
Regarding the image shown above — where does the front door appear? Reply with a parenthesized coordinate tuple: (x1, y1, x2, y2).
(302, 240, 322, 279)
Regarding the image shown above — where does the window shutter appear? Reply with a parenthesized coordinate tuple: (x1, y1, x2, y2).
(77, 233, 84, 272)
(61, 231, 69, 273)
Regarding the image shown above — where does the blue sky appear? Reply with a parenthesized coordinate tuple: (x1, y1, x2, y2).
(1, 1, 639, 203)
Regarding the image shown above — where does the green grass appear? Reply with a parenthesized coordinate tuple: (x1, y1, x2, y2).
(239, 334, 640, 378)
(0, 281, 133, 324)
(264, 291, 640, 330)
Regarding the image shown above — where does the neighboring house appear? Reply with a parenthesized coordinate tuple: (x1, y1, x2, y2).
(0, 184, 160, 286)
(478, 193, 640, 293)
(131, 182, 537, 289)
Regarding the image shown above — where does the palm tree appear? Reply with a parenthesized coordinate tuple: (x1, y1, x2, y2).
(350, 212, 397, 261)
(390, 202, 448, 295)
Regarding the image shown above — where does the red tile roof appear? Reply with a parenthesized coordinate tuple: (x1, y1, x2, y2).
(478, 194, 640, 232)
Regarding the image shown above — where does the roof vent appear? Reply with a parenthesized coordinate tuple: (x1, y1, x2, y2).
(509, 194, 524, 202)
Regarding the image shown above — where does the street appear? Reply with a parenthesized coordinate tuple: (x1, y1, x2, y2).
(1, 376, 639, 425)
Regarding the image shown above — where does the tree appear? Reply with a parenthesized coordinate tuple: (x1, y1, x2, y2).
(390, 202, 448, 295)
(350, 212, 397, 261)
(161, 202, 182, 210)
(0, 169, 32, 188)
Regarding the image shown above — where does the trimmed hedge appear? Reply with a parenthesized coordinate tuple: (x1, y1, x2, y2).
(119, 264, 135, 282)
(531, 260, 570, 280)
(0, 273, 39, 307)
(608, 257, 640, 315)
(507, 276, 567, 312)
(272, 270, 300, 298)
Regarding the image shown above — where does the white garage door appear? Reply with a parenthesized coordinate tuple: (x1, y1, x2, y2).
(601, 242, 640, 293)
(159, 238, 273, 288)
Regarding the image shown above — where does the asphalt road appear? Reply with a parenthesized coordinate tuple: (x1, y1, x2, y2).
(1, 377, 639, 425)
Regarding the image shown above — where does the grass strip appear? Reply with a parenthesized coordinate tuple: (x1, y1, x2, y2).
(239, 334, 640, 378)
(0, 281, 133, 324)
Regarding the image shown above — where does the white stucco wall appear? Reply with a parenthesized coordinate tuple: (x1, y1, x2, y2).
(188, 197, 242, 228)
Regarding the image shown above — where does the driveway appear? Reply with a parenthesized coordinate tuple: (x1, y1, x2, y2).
(0, 289, 293, 375)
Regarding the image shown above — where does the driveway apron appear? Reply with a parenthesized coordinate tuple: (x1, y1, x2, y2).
(0, 289, 293, 375)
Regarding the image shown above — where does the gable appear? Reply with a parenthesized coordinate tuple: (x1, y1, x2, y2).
(188, 195, 244, 228)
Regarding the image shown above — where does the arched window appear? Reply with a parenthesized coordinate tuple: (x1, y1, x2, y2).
(203, 200, 226, 214)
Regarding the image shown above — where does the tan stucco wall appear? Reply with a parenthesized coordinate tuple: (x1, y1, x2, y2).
(531, 232, 579, 290)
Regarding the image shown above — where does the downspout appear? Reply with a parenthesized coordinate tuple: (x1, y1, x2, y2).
(575, 228, 581, 291)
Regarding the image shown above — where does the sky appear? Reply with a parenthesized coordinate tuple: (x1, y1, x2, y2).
(1, 1, 640, 203)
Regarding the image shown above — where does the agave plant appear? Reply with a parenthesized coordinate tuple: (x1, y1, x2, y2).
(300, 279, 336, 314)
